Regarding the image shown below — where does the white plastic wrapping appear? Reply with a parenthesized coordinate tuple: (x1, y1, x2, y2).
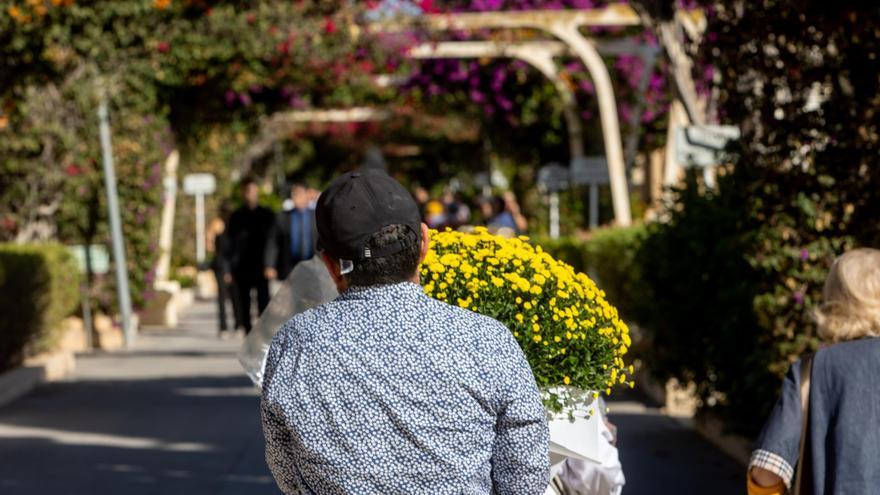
(546, 398, 625, 495)
(237, 256, 338, 387)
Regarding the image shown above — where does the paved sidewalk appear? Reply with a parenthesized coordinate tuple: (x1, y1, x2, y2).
(608, 392, 743, 494)
(0, 301, 277, 495)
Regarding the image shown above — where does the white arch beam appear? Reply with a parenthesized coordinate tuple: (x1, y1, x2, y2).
(238, 108, 392, 174)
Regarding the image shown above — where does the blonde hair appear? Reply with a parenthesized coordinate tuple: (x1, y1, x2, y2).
(814, 248, 880, 342)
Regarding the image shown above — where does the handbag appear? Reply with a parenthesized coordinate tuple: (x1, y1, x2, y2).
(792, 354, 813, 495)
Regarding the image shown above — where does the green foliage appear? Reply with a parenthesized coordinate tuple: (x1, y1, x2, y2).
(628, 1, 880, 435)
(580, 226, 648, 321)
(635, 172, 773, 433)
(0, 243, 80, 372)
(1, 0, 400, 309)
(0, 64, 170, 310)
(534, 224, 648, 322)
(533, 236, 591, 274)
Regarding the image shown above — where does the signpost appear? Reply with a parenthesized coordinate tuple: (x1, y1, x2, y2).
(675, 125, 741, 188)
(98, 97, 135, 350)
(571, 156, 610, 229)
(537, 163, 570, 239)
(69, 244, 111, 349)
(183, 173, 217, 265)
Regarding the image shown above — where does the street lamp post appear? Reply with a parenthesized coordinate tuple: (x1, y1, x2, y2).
(97, 97, 135, 349)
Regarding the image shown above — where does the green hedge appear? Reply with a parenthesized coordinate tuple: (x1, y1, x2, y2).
(0, 244, 80, 372)
(533, 225, 648, 322)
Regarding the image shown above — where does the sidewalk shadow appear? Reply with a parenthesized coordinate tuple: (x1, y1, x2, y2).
(0, 375, 280, 495)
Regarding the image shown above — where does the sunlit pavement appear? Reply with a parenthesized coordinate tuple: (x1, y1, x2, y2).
(0, 301, 278, 495)
(0, 300, 743, 494)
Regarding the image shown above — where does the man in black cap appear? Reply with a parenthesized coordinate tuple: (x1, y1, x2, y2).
(261, 169, 549, 494)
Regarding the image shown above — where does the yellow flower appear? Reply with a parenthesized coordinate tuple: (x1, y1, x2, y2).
(563, 376, 571, 385)
(419, 229, 632, 401)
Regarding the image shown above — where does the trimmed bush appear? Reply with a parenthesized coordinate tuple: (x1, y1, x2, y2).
(534, 236, 590, 273)
(580, 226, 648, 323)
(533, 224, 648, 322)
(0, 244, 80, 372)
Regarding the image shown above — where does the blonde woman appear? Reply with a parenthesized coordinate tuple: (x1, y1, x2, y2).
(748, 248, 880, 495)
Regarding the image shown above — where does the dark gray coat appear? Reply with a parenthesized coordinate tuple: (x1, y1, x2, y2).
(754, 337, 880, 494)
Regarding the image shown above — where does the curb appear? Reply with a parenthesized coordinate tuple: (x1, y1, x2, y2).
(0, 350, 76, 409)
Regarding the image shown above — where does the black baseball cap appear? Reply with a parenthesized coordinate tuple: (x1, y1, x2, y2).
(316, 169, 422, 262)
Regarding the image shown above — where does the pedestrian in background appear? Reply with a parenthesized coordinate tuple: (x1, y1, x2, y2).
(442, 190, 471, 229)
(207, 201, 238, 338)
(483, 192, 528, 235)
(264, 183, 317, 282)
(748, 248, 880, 495)
(226, 178, 275, 334)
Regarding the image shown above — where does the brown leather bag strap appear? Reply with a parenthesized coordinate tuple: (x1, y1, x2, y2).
(793, 354, 813, 495)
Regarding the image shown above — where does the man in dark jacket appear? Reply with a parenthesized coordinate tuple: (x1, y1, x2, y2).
(264, 183, 316, 281)
(227, 178, 275, 334)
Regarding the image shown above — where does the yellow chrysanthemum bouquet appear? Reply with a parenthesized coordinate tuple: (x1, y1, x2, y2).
(421, 228, 633, 412)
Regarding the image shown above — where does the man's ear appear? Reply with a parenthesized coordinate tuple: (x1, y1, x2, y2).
(320, 252, 344, 284)
(419, 223, 430, 264)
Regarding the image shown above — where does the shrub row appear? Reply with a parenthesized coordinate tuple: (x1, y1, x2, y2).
(0, 243, 80, 373)
(533, 225, 648, 324)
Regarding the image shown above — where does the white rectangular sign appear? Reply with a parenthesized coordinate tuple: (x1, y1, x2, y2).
(183, 173, 216, 195)
(675, 125, 740, 168)
(68, 244, 111, 275)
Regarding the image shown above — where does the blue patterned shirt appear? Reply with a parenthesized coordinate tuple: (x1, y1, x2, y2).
(261, 282, 549, 494)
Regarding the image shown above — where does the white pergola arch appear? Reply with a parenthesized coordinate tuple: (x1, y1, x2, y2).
(390, 5, 645, 225)
(240, 5, 699, 227)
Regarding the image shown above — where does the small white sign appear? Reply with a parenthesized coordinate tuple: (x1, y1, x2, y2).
(570, 156, 609, 186)
(68, 244, 111, 275)
(675, 125, 740, 168)
(537, 163, 570, 192)
(183, 173, 216, 195)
